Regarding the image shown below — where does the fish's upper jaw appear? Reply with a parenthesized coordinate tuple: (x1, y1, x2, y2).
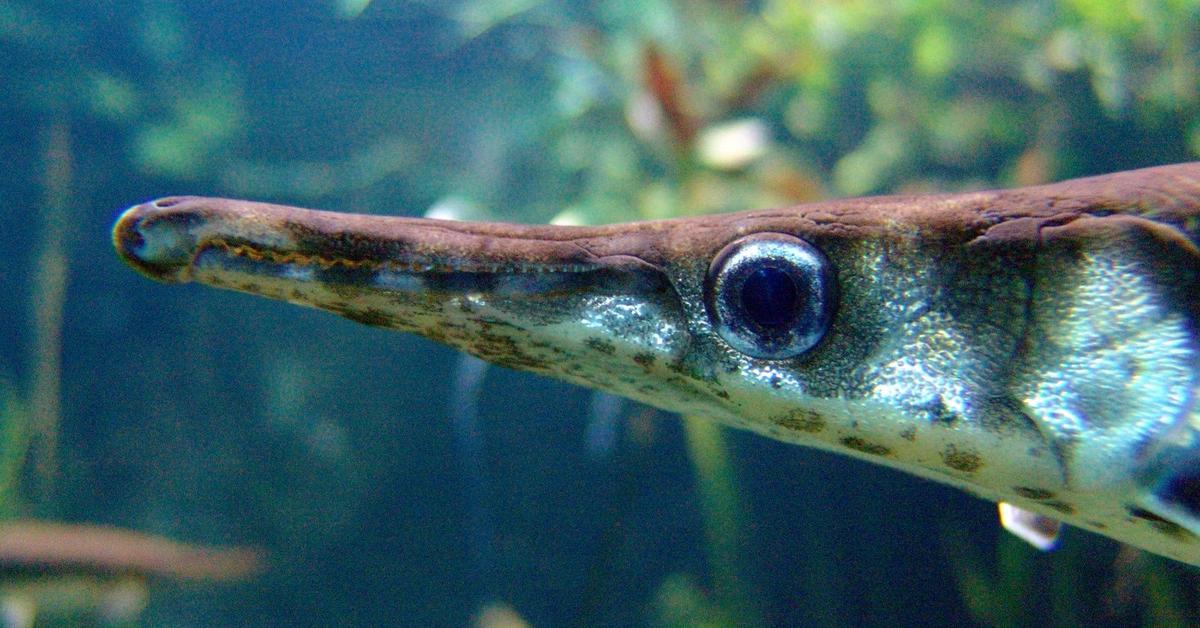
(113, 197, 206, 283)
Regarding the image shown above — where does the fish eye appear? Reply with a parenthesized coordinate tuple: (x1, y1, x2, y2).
(704, 233, 837, 360)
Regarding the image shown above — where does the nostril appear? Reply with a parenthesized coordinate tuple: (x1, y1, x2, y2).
(152, 197, 183, 209)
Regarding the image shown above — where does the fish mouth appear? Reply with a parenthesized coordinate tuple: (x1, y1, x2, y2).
(112, 197, 205, 283)
(112, 195, 693, 393)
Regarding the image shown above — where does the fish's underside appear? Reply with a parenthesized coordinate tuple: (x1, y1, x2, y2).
(113, 164, 1200, 566)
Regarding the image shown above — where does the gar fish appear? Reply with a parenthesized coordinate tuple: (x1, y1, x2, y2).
(112, 163, 1200, 566)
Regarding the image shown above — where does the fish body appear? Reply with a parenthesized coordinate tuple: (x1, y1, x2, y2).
(113, 164, 1200, 566)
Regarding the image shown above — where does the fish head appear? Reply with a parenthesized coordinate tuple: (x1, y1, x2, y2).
(113, 163, 1200, 565)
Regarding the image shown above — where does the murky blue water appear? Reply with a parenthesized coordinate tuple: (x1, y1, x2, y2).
(3, 1, 1198, 625)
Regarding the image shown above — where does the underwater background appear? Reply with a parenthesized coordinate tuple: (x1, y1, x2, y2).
(4, 0, 1200, 625)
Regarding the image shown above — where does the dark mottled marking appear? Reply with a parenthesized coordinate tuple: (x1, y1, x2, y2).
(899, 427, 916, 442)
(714, 389, 730, 400)
(467, 330, 536, 367)
(663, 376, 706, 399)
(493, 354, 550, 371)
(1043, 500, 1075, 515)
(477, 321, 528, 343)
(841, 437, 891, 456)
(1087, 521, 1108, 530)
(1128, 506, 1196, 540)
(473, 332, 549, 370)
(284, 219, 395, 262)
(585, 337, 617, 355)
(476, 330, 518, 350)
(360, 308, 400, 328)
(769, 374, 782, 389)
(665, 359, 714, 384)
(323, 304, 397, 328)
(633, 352, 656, 370)
(1014, 487, 1055, 500)
(477, 317, 523, 331)
(773, 410, 826, 433)
(942, 445, 983, 473)
(527, 341, 567, 357)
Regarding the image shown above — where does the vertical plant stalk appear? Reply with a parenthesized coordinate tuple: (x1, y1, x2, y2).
(29, 117, 72, 498)
(681, 416, 763, 626)
(0, 390, 32, 518)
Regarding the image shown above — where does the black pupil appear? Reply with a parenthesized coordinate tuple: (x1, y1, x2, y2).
(740, 265, 800, 328)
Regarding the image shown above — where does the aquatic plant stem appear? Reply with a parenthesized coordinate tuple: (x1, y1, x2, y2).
(0, 388, 31, 517)
(681, 416, 763, 627)
(29, 116, 73, 499)
(450, 355, 497, 606)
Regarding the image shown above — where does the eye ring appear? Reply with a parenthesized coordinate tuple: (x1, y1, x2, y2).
(704, 233, 837, 360)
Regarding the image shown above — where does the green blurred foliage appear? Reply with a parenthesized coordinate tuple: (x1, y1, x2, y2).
(9, 0, 1196, 217)
(517, 0, 1200, 219)
(1, 1, 245, 182)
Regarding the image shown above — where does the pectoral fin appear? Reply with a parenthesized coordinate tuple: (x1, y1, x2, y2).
(998, 502, 1062, 551)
